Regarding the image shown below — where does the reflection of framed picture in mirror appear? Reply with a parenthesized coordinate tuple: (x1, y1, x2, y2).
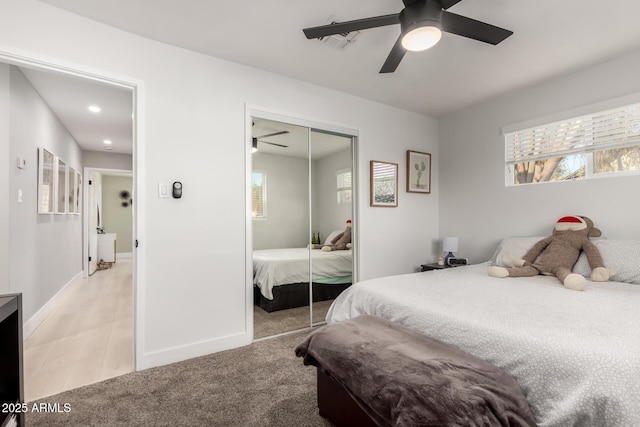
(406, 150, 431, 194)
(55, 157, 67, 214)
(68, 166, 77, 214)
(370, 160, 398, 207)
(37, 148, 55, 214)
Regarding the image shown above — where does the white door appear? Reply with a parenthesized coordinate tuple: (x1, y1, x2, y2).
(88, 171, 98, 275)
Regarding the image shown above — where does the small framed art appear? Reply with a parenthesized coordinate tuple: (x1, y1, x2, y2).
(406, 150, 431, 194)
(370, 160, 398, 207)
(37, 148, 55, 214)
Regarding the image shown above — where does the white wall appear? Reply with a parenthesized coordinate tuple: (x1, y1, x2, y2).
(0, 63, 9, 294)
(440, 48, 640, 263)
(0, 0, 439, 368)
(252, 153, 309, 250)
(313, 148, 353, 241)
(101, 175, 133, 253)
(82, 150, 132, 171)
(9, 65, 83, 320)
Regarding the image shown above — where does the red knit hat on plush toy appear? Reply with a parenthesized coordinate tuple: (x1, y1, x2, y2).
(555, 215, 588, 232)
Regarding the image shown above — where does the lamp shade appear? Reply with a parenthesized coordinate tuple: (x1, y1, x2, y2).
(401, 25, 442, 51)
(442, 237, 458, 253)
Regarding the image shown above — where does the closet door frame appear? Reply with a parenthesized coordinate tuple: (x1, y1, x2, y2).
(245, 106, 360, 340)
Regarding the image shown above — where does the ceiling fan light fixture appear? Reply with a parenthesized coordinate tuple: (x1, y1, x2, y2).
(401, 24, 442, 51)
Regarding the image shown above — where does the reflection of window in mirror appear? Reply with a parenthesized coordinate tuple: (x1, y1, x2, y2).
(252, 171, 267, 219)
(336, 169, 352, 204)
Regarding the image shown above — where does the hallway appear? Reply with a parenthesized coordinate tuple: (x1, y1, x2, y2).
(23, 259, 133, 402)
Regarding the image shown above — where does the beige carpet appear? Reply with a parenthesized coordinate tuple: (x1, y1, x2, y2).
(27, 330, 332, 427)
(254, 300, 334, 339)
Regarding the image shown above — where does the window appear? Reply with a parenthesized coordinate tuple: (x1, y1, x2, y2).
(252, 171, 266, 219)
(505, 102, 640, 185)
(336, 169, 352, 204)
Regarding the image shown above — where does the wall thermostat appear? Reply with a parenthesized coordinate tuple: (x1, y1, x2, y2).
(172, 181, 182, 199)
(447, 257, 469, 266)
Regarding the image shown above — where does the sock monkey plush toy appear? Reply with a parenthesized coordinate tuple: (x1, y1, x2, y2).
(321, 220, 352, 252)
(487, 215, 611, 291)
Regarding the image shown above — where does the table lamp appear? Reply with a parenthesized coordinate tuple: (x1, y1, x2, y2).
(443, 237, 458, 265)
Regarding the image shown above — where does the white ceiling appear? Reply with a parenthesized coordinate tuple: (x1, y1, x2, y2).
(19, 66, 134, 154)
(39, 0, 640, 118)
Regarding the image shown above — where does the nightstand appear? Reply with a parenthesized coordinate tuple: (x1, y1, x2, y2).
(421, 263, 453, 272)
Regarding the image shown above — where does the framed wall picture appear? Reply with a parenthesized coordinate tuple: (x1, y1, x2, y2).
(68, 166, 77, 214)
(370, 160, 398, 207)
(406, 150, 431, 194)
(37, 148, 55, 214)
(75, 171, 82, 215)
(55, 157, 67, 214)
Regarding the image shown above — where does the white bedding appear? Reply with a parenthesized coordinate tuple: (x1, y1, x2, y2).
(253, 248, 352, 300)
(327, 264, 640, 427)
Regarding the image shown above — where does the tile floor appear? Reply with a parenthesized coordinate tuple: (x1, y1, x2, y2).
(23, 259, 133, 402)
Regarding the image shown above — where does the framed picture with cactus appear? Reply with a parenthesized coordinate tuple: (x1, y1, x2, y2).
(406, 150, 431, 194)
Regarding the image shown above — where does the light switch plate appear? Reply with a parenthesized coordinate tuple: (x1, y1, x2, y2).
(158, 182, 169, 198)
(17, 157, 27, 170)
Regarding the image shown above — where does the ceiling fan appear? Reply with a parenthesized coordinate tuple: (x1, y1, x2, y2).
(303, 0, 513, 73)
(252, 131, 290, 153)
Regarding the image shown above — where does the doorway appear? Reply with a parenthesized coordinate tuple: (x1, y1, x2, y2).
(0, 51, 141, 399)
(84, 168, 134, 277)
(247, 109, 359, 340)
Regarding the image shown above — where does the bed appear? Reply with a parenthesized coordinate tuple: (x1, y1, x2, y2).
(253, 247, 352, 312)
(326, 238, 640, 427)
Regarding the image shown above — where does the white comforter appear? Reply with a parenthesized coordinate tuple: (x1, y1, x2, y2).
(327, 264, 640, 427)
(253, 248, 352, 300)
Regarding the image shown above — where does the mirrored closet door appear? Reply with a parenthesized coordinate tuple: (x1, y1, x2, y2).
(310, 130, 353, 325)
(251, 117, 355, 339)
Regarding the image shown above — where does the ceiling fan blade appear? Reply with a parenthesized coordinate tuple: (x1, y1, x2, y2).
(441, 11, 513, 45)
(303, 14, 400, 39)
(260, 140, 289, 148)
(379, 35, 406, 74)
(257, 130, 289, 139)
(438, 0, 463, 10)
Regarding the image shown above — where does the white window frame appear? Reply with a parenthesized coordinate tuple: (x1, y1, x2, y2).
(251, 170, 267, 219)
(504, 101, 640, 186)
(336, 168, 352, 204)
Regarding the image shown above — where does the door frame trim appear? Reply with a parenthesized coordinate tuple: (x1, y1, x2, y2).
(0, 48, 144, 371)
(83, 167, 133, 278)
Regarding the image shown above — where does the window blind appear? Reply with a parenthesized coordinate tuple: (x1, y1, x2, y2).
(505, 103, 640, 165)
(336, 169, 352, 204)
(337, 170, 351, 192)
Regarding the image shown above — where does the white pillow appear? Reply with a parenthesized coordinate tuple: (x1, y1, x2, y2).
(573, 239, 640, 285)
(324, 230, 344, 245)
(489, 237, 545, 267)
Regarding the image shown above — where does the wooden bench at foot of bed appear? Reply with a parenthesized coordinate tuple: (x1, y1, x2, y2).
(253, 282, 351, 313)
(296, 315, 536, 427)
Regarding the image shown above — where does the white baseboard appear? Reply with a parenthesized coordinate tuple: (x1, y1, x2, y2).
(137, 332, 251, 371)
(116, 252, 133, 260)
(23, 271, 82, 339)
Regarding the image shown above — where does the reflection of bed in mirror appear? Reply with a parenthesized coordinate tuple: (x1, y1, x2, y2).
(253, 247, 352, 312)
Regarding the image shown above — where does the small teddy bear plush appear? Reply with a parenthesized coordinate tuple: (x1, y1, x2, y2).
(322, 220, 352, 252)
(487, 215, 611, 291)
